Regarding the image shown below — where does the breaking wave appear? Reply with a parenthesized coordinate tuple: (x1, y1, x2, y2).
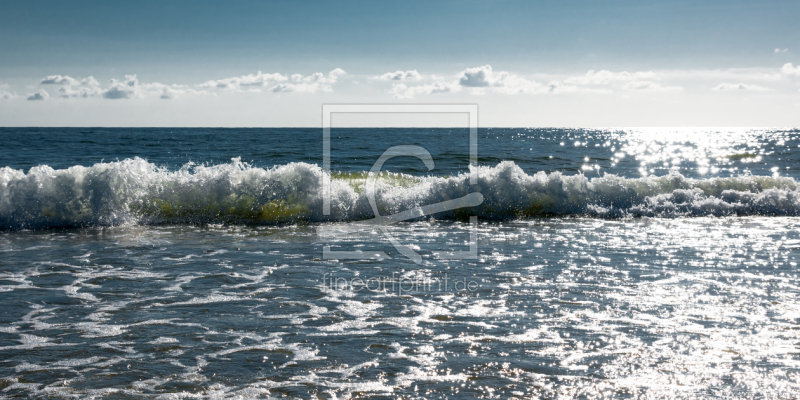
(1, 158, 799, 229)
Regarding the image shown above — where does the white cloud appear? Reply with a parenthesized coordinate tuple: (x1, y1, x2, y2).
(81, 76, 100, 87)
(458, 65, 497, 87)
(58, 86, 101, 98)
(270, 68, 346, 93)
(490, 74, 541, 94)
(198, 68, 344, 93)
(391, 81, 460, 99)
(565, 68, 790, 91)
(565, 69, 657, 85)
(457, 65, 544, 92)
(293, 68, 345, 84)
(35, 73, 202, 100)
(0, 83, 16, 99)
(712, 83, 770, 91)
(775, 48, 788, 53)
(455, 65, 578, 95)
(781, 63, 800, 76)
(40, 75, 79, 85)
(199, 70, 288, 90)
(27, 89, 49, 101)
(157, 85, 205, 99)
(271, 83, 321, 93)
(543, 80, 577, 94)
(658, 68, 782, 82)
(137, 82, 206, 99)
(159, 87, 178, 99)
(102, 75, 139, 99)
(623, 80, 683, 91)
(376, 70, 422, 81)
(40, 74, 101, 98)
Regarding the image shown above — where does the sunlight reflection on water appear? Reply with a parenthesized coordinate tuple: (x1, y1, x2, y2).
(1, 217, 798, 398)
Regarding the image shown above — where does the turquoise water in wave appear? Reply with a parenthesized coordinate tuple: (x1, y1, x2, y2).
(1, 128, 800, 398)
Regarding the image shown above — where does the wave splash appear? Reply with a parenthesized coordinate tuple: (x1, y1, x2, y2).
(1, 158, 799, 229)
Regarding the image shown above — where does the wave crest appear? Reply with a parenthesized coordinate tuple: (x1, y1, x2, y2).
(1, 158, 798, 229)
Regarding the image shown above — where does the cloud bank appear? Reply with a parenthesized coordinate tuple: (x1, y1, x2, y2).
(5, 64, 797, 104)
(13, 68, 346, 103)
(199, 68, 346, 94)
(394, 65, 577, 98)
(388, 64, 697, 98)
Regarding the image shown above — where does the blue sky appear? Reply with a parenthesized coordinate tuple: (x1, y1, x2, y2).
(1, 0, 799, 126)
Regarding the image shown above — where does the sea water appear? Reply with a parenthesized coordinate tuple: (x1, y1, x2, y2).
(1, 128, 799, 398)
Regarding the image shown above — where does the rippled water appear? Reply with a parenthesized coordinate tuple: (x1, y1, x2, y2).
(2, 127, 799, 179)
(2, 219, 799, 398)
(1, 128, 799, 398)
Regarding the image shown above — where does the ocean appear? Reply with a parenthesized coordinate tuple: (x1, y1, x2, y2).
(1, 127, 799, 398)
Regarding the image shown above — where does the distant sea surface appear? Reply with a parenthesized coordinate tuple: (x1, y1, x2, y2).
(1, 128, 799, 398)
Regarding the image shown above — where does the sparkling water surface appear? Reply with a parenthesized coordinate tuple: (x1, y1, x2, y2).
(1, 128, 799, 398)
(2, 127, 799, 179)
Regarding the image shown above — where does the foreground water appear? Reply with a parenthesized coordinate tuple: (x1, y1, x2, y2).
(1, 128, 799, 398)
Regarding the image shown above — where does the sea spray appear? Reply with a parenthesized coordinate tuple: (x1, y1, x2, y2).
(1, 158, 799, 229)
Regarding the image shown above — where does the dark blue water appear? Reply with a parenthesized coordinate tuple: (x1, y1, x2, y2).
(3, 127, 798, 178)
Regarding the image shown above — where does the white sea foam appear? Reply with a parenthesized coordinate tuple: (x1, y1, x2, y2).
(1, 158, 799, 229)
